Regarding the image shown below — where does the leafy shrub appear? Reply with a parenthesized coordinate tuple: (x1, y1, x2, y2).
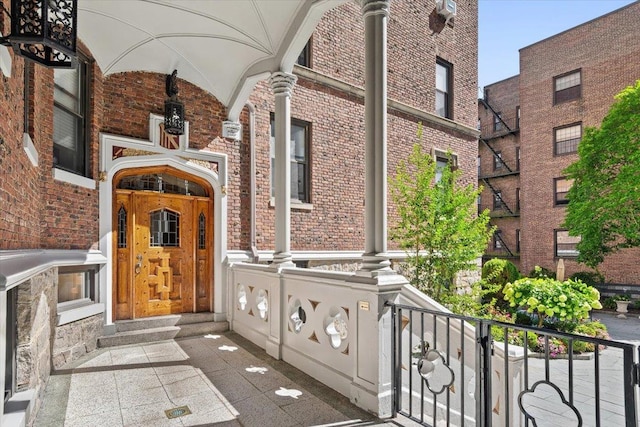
(503, 277, 602, 327)
(602, 296, 617, 310)
(441, 287, 484, 317)
(480, 259, 521, 309)
(528, 265, 556, 279)
(569, 271, 604, 286)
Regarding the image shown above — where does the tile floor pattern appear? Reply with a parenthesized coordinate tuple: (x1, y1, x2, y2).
(35, 311, 639, 427)
(35, 333, 412, 427)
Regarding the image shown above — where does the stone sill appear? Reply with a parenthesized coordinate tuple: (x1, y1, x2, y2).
(269, 197, 313, 211)
(2, 389, 35, 427)
(53, 168, 96, 190)
(57, 300, 105, 326)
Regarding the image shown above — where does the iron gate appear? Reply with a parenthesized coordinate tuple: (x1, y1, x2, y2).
(389, 303, 639, 426)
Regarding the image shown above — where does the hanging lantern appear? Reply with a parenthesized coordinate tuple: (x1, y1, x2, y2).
(164, 70, 184, 135)
(0, 0, 78, 68)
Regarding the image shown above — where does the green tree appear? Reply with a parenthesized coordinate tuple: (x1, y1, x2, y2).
(390, 141, 494, 300)
(563, 80, 640, 269)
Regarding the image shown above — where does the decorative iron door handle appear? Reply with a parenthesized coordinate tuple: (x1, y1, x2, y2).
(135, 254, 142, 274)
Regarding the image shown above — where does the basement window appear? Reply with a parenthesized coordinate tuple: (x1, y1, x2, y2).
(57, 265, 104, 325)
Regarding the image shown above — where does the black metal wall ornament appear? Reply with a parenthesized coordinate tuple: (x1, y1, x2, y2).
(164, 69, 185, 135)
(0, 0, 78, 68)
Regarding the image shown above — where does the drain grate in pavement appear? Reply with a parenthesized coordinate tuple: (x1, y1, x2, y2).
(165, 405, 192, 419)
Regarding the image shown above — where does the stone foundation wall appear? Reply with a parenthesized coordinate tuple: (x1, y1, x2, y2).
(308, 260, 361, 272)
(16, 268, 57, 422)
(52, 314, 103, 369)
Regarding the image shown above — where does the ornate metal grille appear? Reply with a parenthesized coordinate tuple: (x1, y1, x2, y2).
(198, 212, 206, 249)
(117, 205, 127, 248)
(6, 0, 78, 67)
(150, 209, 180, 247)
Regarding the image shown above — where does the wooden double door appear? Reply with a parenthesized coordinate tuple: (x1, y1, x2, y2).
(113, 174, 213, 320)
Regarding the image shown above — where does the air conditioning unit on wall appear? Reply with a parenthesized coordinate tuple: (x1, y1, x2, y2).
(437, 0, 457, 20)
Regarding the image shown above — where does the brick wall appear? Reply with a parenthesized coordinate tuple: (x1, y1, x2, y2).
(1, 0, 478, 256)
(519, 2, 640, 283)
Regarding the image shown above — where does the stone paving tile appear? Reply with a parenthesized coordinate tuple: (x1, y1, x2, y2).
(230, 393, 300, 427)
(64, 410, 124, 427)
(120, 401, 184, 427)
(205, 369, 262, 403)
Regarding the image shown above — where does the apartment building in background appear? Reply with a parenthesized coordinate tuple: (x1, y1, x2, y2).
(478, 1, 640, 284)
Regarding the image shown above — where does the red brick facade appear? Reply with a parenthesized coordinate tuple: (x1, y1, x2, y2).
(1, 0, 479, 256)
(479, 2, 640, 284)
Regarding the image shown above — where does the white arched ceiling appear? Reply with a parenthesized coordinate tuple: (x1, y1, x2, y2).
(78, 0, 348, 120)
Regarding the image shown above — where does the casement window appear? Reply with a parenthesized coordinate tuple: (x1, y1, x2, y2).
(296, 39, 311, 68)
(493, 112, 503, 132)
(435, 58, 452, 119)
(554, 70, 581, 104)
(515, 106, 520, 129)
(270, 117, 311, 203)
(493, 190, 505, 210)
(554, 177, 574, 206)
(434, 149, 458, 183)
(516, 188, 521, 211)
(53, 54, 90, 176)
(493, 151, 504, 170)
(515, 147, 520, 171)
(555, 230, 580, 257)
(554, 123, 581, 155)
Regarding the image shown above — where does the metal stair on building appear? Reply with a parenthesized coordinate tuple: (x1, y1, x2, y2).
(98, 313, 228, 347)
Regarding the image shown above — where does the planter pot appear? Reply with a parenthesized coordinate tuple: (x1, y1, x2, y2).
(615, 300, 631, 314)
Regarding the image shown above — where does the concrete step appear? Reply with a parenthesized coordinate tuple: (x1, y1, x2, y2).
(98, 319, 229, 348)
(115, 313, 217, 332)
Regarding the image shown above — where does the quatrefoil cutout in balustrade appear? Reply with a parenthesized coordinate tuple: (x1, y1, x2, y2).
(325, 313, 348, 349)
(416, 349, 454, 394)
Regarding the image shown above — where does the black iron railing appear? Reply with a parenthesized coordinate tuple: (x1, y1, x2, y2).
(389, 303, 638, 426)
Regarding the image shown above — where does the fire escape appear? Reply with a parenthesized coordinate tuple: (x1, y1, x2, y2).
(479, 98, 519, 258)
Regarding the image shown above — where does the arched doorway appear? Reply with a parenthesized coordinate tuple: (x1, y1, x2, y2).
(112, 166, 214, 319)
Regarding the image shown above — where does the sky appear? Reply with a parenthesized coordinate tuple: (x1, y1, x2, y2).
(479, 0, 637, 91)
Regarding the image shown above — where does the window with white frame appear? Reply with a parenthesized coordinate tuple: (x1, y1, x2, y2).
(554, 123, 581, 155)
(555, 230, 580, 257)
(270, 116, 310, 203)
(53, 54, 90, 176)
(554, 70, 581, 104)
(58, 266, 97, 304)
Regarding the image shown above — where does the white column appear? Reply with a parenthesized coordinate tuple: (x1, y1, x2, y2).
(269, 72, 297, 267)
(359, 0, 392, 276)
(0, 289, 6, 422)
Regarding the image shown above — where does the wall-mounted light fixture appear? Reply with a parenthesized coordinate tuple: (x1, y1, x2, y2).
(164, 69, 185, 135)
(0, 0, 77, 68)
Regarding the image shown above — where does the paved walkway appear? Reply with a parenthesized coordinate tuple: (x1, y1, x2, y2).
(34, 311, 639, 427)
(35, 332, 418, 427)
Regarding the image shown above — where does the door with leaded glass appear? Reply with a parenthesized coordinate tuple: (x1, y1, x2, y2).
(113, 168, 213, 319)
